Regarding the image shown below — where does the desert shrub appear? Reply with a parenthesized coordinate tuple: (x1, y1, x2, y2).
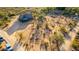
(63, 8, 79, 16)
(56, 7, 66, 10)
(0, 21, 3, 26)
(72, 31, 79, 50)
(72, 39, 79, 50)
(41, 7, 56, 14)
(50, 32, 65, 50)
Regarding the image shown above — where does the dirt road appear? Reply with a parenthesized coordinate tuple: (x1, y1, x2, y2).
(61, 22, 79, 51)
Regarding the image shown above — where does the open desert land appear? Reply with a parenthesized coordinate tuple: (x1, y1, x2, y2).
(0, 7, 79, 51)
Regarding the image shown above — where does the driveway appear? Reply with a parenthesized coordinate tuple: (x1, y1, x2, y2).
(6, 17, 32, 35)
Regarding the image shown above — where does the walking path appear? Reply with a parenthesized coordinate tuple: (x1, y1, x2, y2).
(61, 22, 79, 51)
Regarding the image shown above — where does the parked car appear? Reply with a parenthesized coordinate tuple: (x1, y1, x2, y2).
(19, 13, 33, 22)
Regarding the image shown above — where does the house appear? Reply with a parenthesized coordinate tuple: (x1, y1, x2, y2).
(0, 36, 13, 51)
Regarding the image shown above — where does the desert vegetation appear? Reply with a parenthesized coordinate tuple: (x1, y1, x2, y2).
(0, 7, 79, 51)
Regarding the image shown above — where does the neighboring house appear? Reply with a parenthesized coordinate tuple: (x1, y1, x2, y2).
(0, 36, 13, 51)
(19, 13, 33, 22)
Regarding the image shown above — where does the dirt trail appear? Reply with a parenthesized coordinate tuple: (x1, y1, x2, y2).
(45, 16, 79, 51)
(62, 22, 79, 51)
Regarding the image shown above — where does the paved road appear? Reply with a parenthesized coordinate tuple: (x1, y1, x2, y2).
(6, 16, 33, 35)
